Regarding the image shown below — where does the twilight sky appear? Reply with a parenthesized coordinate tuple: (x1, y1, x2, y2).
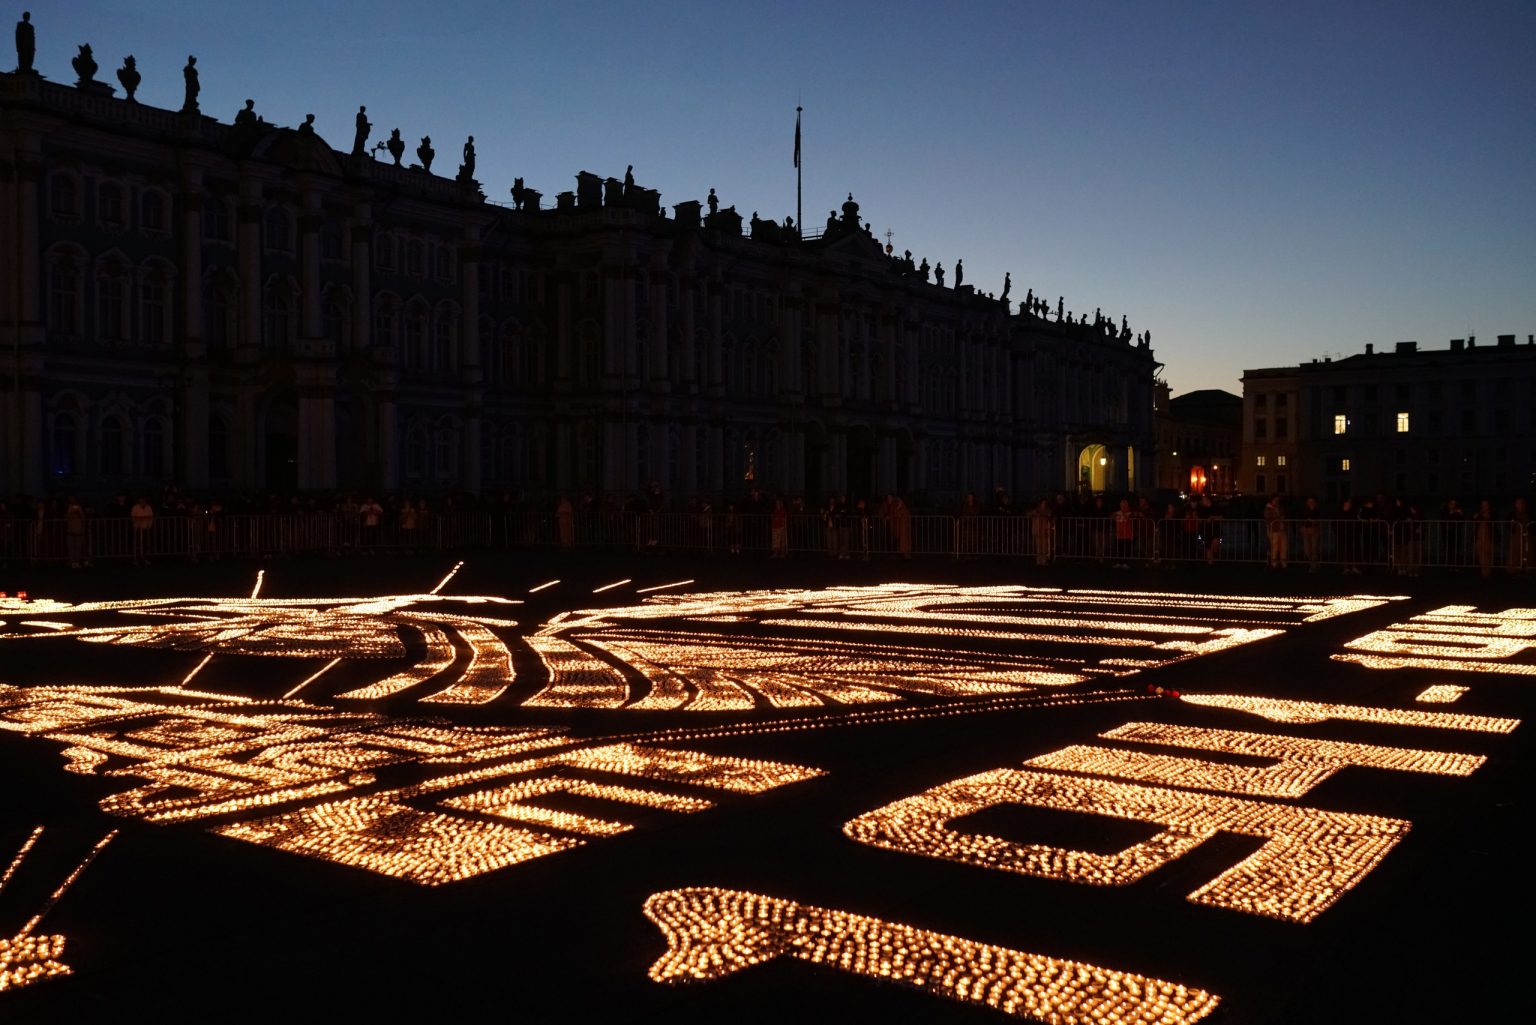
(22, 0, 1536, 395)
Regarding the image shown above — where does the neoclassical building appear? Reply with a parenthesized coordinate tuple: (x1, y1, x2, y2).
(1, 65, 1157, 503)
(1240, 338, 1536, 502)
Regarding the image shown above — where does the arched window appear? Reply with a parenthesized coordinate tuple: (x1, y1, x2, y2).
(141, 191, 168, 233)
(97, 264, 129, 343)
(323, 294, 347, 346)
(320, 222, 344, 261)
(262, 286, 294, 351)
(205, 282, 231, 350)
(48, 174, 79, 220)
(263, 208, 289, 251)
(98, 183, 125, 227)
(434, 420, 458, 481)
(405, 239, 424, 277)
(100, 416, 126, 476)
(143, 418, 167, 477)
(47, 253, 82, 337)
(51, 412, 79, 477)
(140, 269, 170, 346)
(373, 299, 397, 348)
(432, 309, 455, 371)
(403, 306, 427, 367)
(405, 427, 427, 479)
(374, 231, 395, 271)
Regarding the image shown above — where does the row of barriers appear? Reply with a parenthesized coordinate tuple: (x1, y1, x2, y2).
(2, 512, 1532, 574)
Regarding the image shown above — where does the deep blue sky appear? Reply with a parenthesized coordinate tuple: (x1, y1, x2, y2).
(22, 1, 1536, 395)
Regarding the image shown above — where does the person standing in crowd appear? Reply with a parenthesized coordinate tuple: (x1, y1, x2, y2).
(1028, 498, 1054, 566)
(130, 495, 154, 564)
(1112, 498, 1136, 568)
(1199, 494, 1223, 565)
(1510, 497, 1532, 575)
(359, 496, 383, 552)
(1264, 494, 1288, 569)
(1472, 499, 1496, 578)
(886, 494, 912, 560)
(1299, 496, 1321, 572)
(65, 496, 87, 568)
(770, 497, 788, 558)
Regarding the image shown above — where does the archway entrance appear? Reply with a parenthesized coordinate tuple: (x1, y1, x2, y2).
(1077, 444, 1111, 493)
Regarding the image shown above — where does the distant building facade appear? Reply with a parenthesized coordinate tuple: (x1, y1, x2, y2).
(1241, 338, 1536, 502)
(1153, 383, 1240, 495)
(1, 66, 1157, 503)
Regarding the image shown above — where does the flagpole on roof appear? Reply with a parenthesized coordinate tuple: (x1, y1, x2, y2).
(795, 104, 802, 244)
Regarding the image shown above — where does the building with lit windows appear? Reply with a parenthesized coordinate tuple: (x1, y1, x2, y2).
(1153, 383, 1240, 495)
(2, 62, 1157, 504)
(1241, 338, 1536, 502)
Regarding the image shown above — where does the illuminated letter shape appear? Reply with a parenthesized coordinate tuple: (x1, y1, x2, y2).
(216, 795, 582, 885)
(1179, 694, 1519, 733)
(844, 768, 1408, 922)
(1029, 722, 1488, 799)
(644, 887, 1220, 1024)
(1334, 605, 1536, 674)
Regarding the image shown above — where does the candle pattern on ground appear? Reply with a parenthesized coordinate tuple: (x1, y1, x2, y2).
(644, 886, 1220, 1023)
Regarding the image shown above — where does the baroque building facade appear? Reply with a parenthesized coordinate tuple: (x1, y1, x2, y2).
(1241, 338, 1536, 502)
(1, 69, 1157, 503)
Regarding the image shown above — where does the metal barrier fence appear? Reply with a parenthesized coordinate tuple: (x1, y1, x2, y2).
(1, 513, 1530, 574)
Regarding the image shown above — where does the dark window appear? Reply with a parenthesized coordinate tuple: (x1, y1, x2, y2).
(142, 192, 167, 232)
(205, 201, 232, 243)
(49, 175, 78, 218)
(141, 280, 167, 344)
(98, 184, 124, 226)
(101, 418, 125, 475)
(263, 208, 289, 251)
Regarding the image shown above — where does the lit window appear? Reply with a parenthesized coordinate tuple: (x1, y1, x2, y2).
(1256, 455, 1266, 467)
(1396, 412, 1410, 433)
(1333, 414, 1347, 435)
(1277, 455, 1287, 467)
(1341, 458, 1352, 472)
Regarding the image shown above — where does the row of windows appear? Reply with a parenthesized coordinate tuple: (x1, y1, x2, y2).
(49, 412, 176, 479)
(48, 176, 170, 233)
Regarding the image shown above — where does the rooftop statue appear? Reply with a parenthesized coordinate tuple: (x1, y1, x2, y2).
(234, 98, 257, 129)
(15, 11, 34, 73)
(954, 259, 964, 288)
(417, 136, 434, 172)
(72, 43, 97, 86)
(783, 215, 797, 240)
(934, 262, 945, 287)
(511, 177, 527, 211)
(116, 54, 140, 101)
(918, 257, 929, 282)
(707, 188, 719, 215)
(298, 113, 316, 135)
(182, 54, 198, 113)
(624, 164, 634, 194)
(386, 128, 404, 166)
(1001, 271, 1010, 301)
(1056, 296, 1064, 320)
(1023, 287, 1033, 312)
(458, 135, 476, 181)
(352, 105, 370, 157)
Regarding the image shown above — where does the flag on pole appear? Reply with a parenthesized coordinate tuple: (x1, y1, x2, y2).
(794, 108, 801, 169)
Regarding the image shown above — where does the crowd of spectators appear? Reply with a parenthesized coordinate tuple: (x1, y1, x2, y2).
(0, 485, 1530, 576)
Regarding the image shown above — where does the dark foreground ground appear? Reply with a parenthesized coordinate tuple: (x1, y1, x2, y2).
(1, 552, 1529, 1023)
